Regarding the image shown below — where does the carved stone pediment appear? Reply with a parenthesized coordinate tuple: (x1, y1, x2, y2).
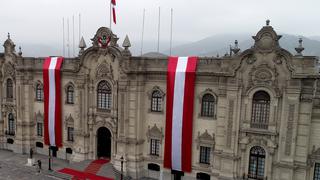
(147, 86, 165, 100)
(36, 111, 43, 122)
(196, 130, 215, 149)
(146, 124, 163, 143)
(252, 22, 282, 53)
(308, 146, 320, 166)
(95, 62, 113, 80)
(65, 114, 74, 127)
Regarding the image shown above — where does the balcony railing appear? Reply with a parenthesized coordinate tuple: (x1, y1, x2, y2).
(5, 130, 15, 136)
(250, 122, 268, 130)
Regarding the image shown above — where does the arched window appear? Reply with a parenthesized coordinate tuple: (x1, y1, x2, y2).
(248, 146, 265, 179)
(66, 85, 74, 104)
(8, 113, 15, 135)
(201, 94, 215, 117)
(36, 83, 44, 101)
(251, 91, 270, 129)
(6, 79, 13, 99)
(97, 80, 112, 110)
(151, 90, 162, 112)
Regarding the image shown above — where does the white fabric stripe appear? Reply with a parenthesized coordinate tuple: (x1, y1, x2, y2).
(48, 57, 58, 146)
(171, 57, 188, 171)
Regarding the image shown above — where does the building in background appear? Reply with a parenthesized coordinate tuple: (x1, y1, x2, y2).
(0, 21, 320, 180)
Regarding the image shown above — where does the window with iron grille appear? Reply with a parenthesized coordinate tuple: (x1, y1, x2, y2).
(199, 146, 211, 164)
(151, 90, 162, 112)
(8, 113, 15, 135)
(97, 81, 112, 110)
(37, 122, 43, 136)
(248, 146, 265, 179)
(201, 94, 215, 117)
(7, 79, 13, 99)
(67, 127, 74, 142)
(314, 163, 320, 180)
(66, 86, 74, 104)
(150, 139, 160, 156)
(251, 91, 270, 129)
(36, 83, 44, 101)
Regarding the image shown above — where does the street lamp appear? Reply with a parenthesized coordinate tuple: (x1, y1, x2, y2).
(48, 146, 52, 171)
(120, 156, 124, 180)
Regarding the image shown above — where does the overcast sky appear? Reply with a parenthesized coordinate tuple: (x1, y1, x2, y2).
(1, 0, 320, 56)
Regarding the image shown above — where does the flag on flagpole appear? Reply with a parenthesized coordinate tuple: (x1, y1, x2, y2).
(111, 0, 116, 24)
(164, 56, 198, 172)
(43, 57, 63, 148)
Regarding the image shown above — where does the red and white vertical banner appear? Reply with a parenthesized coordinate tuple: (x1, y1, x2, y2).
(164, 56, 198, 172)
(43, 57, 63, 147)
(111, 0, 117, 24)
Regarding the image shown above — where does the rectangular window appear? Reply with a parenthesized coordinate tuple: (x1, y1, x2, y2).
(199, 146, 211, 164)
(150, 139, 160, 156)
(67, 127, 74, 142)
(37, 122, 43, 136)
(314, 163, 320, 180)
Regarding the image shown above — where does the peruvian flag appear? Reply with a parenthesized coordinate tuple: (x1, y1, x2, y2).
(111, 0, 116, 24)
(43, 57, 63, 147)
(164, 56, 198, 172)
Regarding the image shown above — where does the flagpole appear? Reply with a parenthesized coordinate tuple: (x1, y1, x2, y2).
(169, 8, 173, 56)
(157, 6, 161, 53)
(140, 9, 146, 56)
(79, 13, 81, 43)
(67, 18, 70, 58)
(109, 0, 112, 30)
(62, 17, 65, 57)
(72, 15, 75, 57)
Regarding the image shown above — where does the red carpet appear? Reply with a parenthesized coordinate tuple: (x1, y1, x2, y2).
(84, 159, 110, 174)
(59, 168, 113, 180)
(58, 159, 113, 180)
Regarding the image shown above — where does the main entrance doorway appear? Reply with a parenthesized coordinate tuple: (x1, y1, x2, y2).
(97, 127, 112, 158)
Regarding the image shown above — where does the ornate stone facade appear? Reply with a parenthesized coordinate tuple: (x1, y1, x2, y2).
(0, 23, 320, 180)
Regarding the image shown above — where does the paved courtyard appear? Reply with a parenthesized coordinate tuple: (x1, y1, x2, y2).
(0, 149, 116, 180)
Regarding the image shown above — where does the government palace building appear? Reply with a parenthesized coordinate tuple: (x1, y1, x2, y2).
(1, 21, 320, 180)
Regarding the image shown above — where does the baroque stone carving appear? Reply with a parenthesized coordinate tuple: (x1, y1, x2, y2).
(196, 130, 215, 149)
(3, 63, 15, 78)
(35, 111, 43, 122)
(245, 54, 257, 64)
(246, 63, 281, 96)
(91, 27, 119, 48)
(273, 54, 283, 64)
(252, 24, 282, 53)
(308, 146, 320, 166)
(147, 86, 165, 100)
(285, 104, 294, 156)
(146, 124, 163, 143)
(226, 100, 234, 148)
(95, 62, 113, 80)
(65, 114, 74, 128)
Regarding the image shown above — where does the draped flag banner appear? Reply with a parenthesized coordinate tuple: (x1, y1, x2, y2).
(164, 56, 198, 172)
(111, 0, 117, 24)
(43, 57, 63, 147)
